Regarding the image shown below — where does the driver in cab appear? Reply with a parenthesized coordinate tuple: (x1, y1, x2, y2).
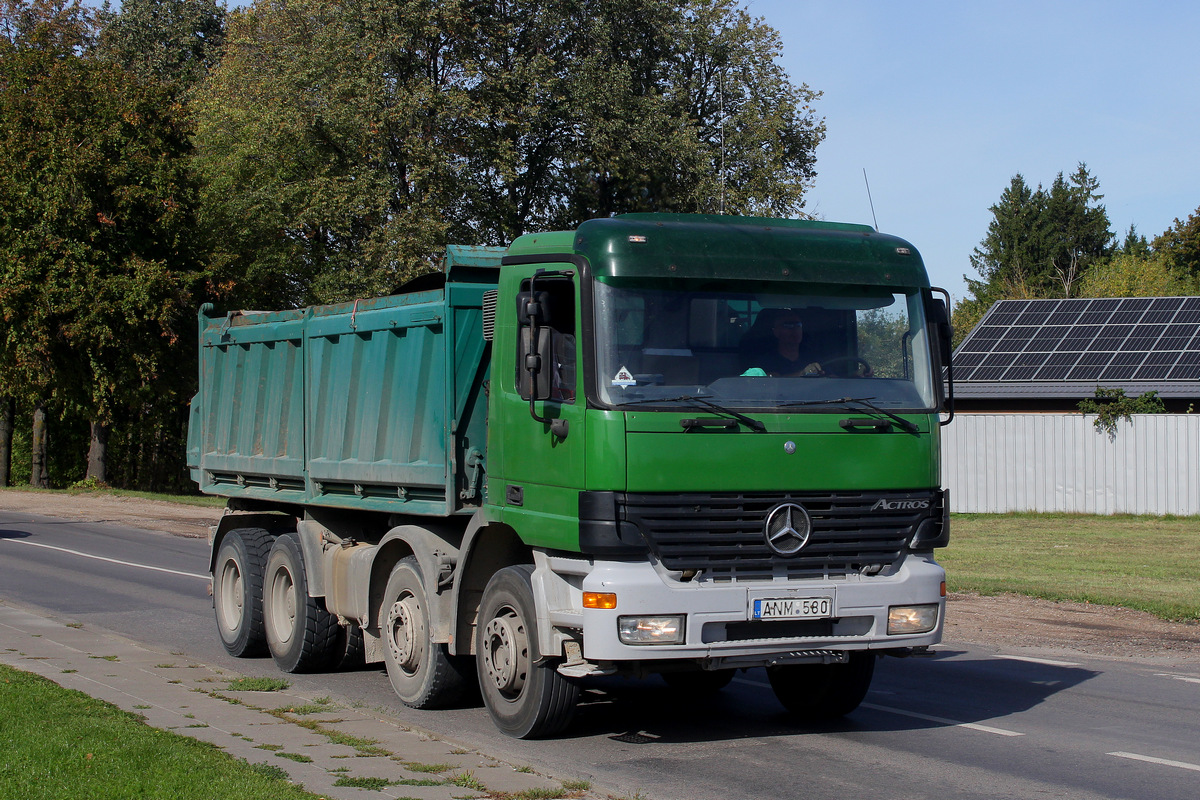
(740, 308, 872, 378)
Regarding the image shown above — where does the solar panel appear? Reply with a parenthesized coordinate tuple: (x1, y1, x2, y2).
(1169, 352, 1200, 380)
(1034, 352, 1078, 380)
(1134, 351, 1179, 380)
(1028, 325, 1069, 349)
(954, 296, 1200, 390)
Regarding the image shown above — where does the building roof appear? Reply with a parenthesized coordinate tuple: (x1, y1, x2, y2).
(952, 297, 1200, 399)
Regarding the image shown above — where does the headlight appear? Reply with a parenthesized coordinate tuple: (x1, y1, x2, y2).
(618, 615, 685, 645)
(888, 604, 940, 635)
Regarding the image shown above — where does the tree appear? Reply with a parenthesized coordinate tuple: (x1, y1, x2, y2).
(1043, 165, 1113, 297)
(957, 164, 1114, 343)
(966, 174, 1045, 302)
(1, 0, 203, 486)
(96, 0, 225, 94)
(457, 0, 822, 240)
(0, 395, 12, 486)
(1152, 206, 1200, 279)
(192, 0, 465, 307)
(967, 165, 1112, 302)
(192, 0, 825, 306)
(1076, 251, 1198, 298)
(1119, 223, 1151, 258)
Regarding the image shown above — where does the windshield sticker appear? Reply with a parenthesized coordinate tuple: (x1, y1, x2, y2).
(611, 366, 637, 387)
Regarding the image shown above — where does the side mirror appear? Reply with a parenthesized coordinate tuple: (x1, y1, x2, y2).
(515, 274, 574, 439)
(516, 289, 554, 401)
(517, 326, 553, 401)
(930, 298, 953, 365)
(928, 288, 954, 425)
(516, 290, 551, 328)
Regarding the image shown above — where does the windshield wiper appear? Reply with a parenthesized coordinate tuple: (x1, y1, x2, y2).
(615, 395, 766, 432)
(841, 397, 920, 434)
(780, 396, 919, 434)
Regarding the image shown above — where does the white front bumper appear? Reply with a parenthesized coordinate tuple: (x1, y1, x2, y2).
(535, 551, 945, 667)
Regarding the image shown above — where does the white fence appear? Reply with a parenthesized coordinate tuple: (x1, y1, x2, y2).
(942, 413, 1200, 515)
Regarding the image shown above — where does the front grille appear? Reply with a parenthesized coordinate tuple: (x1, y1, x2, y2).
(620, 491, 935, 582)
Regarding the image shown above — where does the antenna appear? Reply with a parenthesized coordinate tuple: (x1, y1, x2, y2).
(862, 169, 879, 231)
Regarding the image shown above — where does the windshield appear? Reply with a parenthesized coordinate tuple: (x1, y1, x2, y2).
(593, 279, 938, 411)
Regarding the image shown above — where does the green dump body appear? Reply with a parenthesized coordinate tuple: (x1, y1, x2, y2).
(186, 246, 504, 517)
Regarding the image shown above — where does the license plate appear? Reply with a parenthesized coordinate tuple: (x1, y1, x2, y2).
(752, 597, 832, 621)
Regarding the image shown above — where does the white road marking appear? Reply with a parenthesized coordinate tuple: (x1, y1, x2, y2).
(733, 678, 1024, 737)
(1108, 752, 1200, 773)
(2, 538, 209, 580)
(860, 703, 1025, 737)
(996, 654, 1082, 667)
(1154, 673, 1200, 685)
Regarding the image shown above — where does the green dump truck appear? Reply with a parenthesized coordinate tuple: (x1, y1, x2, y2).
(188, 213, 954, 738)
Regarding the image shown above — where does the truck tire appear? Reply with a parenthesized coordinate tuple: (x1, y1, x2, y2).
(263, 532, 341, 673)
(661, 668, 736, 694)
(213, 527, 273, 657)
(381, 556, 471, 708)
(767, 651, 876, 721)
(476, 565, 579, 739)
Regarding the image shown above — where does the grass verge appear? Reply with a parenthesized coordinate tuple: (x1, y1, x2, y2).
(944, 513, 1200, 621)
(0, 664, 319, 800)
(0, 485, 226, 508)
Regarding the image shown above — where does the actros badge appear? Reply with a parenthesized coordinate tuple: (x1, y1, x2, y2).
(763, 502, 813, 556)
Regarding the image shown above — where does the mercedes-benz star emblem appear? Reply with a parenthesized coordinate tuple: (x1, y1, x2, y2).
(764, 502, 813, 556)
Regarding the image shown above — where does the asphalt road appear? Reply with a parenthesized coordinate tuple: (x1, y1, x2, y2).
(3, 508, 1199, 800)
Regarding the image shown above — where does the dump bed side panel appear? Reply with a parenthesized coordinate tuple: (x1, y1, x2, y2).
(188, 249, 501, 517)
(304, 291, 452, 515)
(190, 310, 309, 500)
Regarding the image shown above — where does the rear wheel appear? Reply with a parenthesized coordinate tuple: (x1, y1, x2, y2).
(263, 532, 340, 673)
(380, 556, 471, 708)
(213, 527, 273, 657)
(767, 651, 876, 720)
(476, 565, 579, 739)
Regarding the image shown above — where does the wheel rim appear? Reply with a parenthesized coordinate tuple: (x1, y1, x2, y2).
(217, 557, 243, 634)
(267, 565, 296, 645)
(386, 592, 424, 675)
(482, 608, 528, 699)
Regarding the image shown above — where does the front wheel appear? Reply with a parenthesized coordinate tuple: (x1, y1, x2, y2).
(767, 651, 876, 721)
(380, 556, 471, 708)
(476, 565, 579, 739)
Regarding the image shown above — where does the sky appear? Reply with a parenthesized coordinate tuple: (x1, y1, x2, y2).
(746, 0, 1200, 305)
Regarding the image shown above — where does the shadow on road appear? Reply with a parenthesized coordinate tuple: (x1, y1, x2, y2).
(552, 649, 1100, 744)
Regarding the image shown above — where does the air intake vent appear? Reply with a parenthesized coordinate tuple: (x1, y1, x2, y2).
(482, 290, 498, 341)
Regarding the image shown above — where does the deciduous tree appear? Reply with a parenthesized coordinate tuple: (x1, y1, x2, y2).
(96, 0, 225, 94)
(1, 0, 202, 486)
(192, 0, 825, 306)
(1152, 206, 1200, 279)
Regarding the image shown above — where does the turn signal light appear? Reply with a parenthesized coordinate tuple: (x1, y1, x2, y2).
(583, 592, 618, 610)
